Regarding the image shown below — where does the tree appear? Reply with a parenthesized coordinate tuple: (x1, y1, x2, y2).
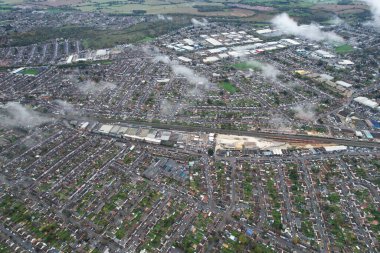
(208, 148, 214, 156)
(239, 234, 249, 245)
(292, 235, 300, 245)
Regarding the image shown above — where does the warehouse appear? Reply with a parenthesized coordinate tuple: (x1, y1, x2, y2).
(178, 56, 192, 63)
(203, 56, 220, 63)
(324, 146, 347, 152)
(183, 38, 195, 45)
(338, 59, 354, 65)
(205, 38, 223, 46)
(363, 130, 373, 139)
(109, 125, 121, 136)
(314, 50, 335, 58)
(336, 80, 353, 88)
(208, 47, 227, 53)
(160, 131, 172, 141)
(256, 28, 275, 34)
(98, 124, 114, 134)
(281, 39, 301, 45)
(354, 97, 379, 109)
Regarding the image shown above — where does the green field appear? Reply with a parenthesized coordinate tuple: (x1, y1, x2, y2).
(1, 0, 246, 16)
(219, 81, 238, 94)
(6, 17, 191, 49)
(20, 68, 39, 75)
(0, 0, 342, 16)
(335, 44, 354, 54)
(1, 0, 357, 49)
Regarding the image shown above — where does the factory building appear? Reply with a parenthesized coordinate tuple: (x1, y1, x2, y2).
(324, 146, 347, 152)
(354, 97, 379, 109)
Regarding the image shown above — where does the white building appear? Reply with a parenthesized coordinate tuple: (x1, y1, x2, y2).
(338, 59, 354, 65)
(324, 146, 347, 152)
(315, 50, 335, 58)
(98, 124, 114, 134)
(335, 80, 353, 89)
(205, 38, 223, 46)
(203, 56, 220, 63)
(178, 56, 192, 63)
(354, 97, 379, 109)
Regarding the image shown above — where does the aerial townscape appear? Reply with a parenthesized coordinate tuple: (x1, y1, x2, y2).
(0, 0, 379, 252)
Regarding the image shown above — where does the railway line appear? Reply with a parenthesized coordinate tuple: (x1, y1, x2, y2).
(88, 117, 380, 148)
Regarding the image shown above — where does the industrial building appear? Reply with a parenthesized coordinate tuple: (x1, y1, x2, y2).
(354, 97, 379, 109)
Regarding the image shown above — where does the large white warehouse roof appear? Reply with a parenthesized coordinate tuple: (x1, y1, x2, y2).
(205, 38, 223, 46)
(336, 80, 353, 88)
(354, 97, 378, 109)
(324, 146, 347, 152)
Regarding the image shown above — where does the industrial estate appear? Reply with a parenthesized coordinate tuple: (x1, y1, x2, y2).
(0, 0, 379, 253)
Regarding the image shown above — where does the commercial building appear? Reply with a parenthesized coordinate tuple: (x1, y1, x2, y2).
(354, 97, 379, 109)
(324, 146, 348, 152)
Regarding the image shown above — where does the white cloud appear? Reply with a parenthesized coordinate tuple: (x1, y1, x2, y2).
(77, 80, 116, 95)
(292, 104, 316, 122)
(0, 102, 52, 128)
(153, 52, 212, 95)
(363, 0, 380, 28)
(271, 13, 344, 43)
(54, 100, 79, 115)
(246, 60, 280, 81)
(159, 99, 182, 117)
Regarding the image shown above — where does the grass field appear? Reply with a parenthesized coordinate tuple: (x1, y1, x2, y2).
(0, 0, 345, 16)
(335, 44, 354, 54)
(1, 0, 364, 50)
(219, 81, 238, 94)
(6, 17, 191, 48)
(2, 0, 363, 25)
(1, 0, 252, 16)
(20, 68, 39, 75)
(69, 1, 257, 17)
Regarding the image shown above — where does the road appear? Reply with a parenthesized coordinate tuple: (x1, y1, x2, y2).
(299, 159, 330, 252)
(0, 224, 36, 253)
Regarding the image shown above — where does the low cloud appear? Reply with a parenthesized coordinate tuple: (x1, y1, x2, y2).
(260, 63, 280, 81)
(363, 0, 380, 28)
(0, 102, 52, 128)
(153, 55, 171, 65)
(271, 13, 344, 43)
(160, 99, 182, 117)
(53, 99, 79, 115)
(66, 74, 117, 96)
(268, 114, 292, 130)
(152, 51, 212, 95)
(191, 18, 208, 27)
(246, 60, 280, 81)
(77, 80, 117, 95)
(292, 104, 316, 121)
(330, 16, 345, 26)
(171, 65, 210, 93)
